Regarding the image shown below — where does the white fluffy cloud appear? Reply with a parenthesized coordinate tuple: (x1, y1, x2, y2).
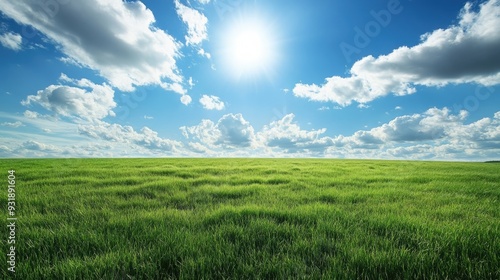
(0, 145, 11, 156)
(334, 108, 469, 147)
(181, 113, 255, 149)
(21, 140, 60, 152)
(23, 110, 40, 119)
(180, 94, 193, 105)
(161, 82, 187, 96)
(21, 74, 116, 121)
(215, 114, 255, 147)
(329, 108, 500, 160)
(294, 0, 500, 106)
(0, 121, 24, 128)
(199, 95, 225, 110)
(367, 108, 468, 143)
(0, 110, 174, 157)
(258, 114, 333, 153)
(78, 121, 182, 153)
(175, 0, 209, 46)
(448, 111, 500, 150)
(198, 48, 211, 59)
(0, 0, 182, 92)
(1, 107, 499, 159)
(0, 32, 22, 51)
(177, 109, 500, 159)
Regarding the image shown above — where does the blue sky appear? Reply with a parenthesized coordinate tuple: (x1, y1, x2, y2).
(0, 0, 499, 160)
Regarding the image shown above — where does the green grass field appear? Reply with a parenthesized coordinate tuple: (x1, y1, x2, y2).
(1, 158, 499, 279)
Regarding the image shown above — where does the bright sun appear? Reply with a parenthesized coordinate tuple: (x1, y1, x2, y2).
(220, 16, 279, 79)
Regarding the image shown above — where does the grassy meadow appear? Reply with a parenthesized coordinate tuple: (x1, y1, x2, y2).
(0, 158, 499, 279)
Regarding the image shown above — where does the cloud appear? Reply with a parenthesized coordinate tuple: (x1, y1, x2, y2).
(0, 111, 80, 140)
(258, 114, 333, 154)
(0, 0, 182, 92)
(197, 0, 211, 4)
(294, 0, 500, 106)
(0, 112, 158, 157)
(187, 142, 214, 154)
(174, 0, 208, 46)
(8, 139, 136, 158)
(199, 95, 225, 110)
(0, 32, 22, 51)
(180, 94, 192, 105)
(0, 145, 11, 156)
(0, 111, 183, 157)
(1, 121, 24, 128)
(181, 113, 255, 149)
(1, 106, 499, 159)
(215, 114, 255, 147)
(328, 108, 500, 160)
(23, 110, 41, 119)
(335, 108, 468, 146)
(198, 48, 211, 59)
(447, 112, 500, 149)
(161, 82, 187, 95)
(21, 74, 116, 121)
(370, 108, 468, 142)
(78, 121, 182, 153)
(15, 140, 69, 157)
(21, 140, 59, 152)
(181, 119, 218, 142)
(178, 109, 500, 159)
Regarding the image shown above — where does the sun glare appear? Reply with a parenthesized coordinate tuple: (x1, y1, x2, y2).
(220, 15, 279, 79)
